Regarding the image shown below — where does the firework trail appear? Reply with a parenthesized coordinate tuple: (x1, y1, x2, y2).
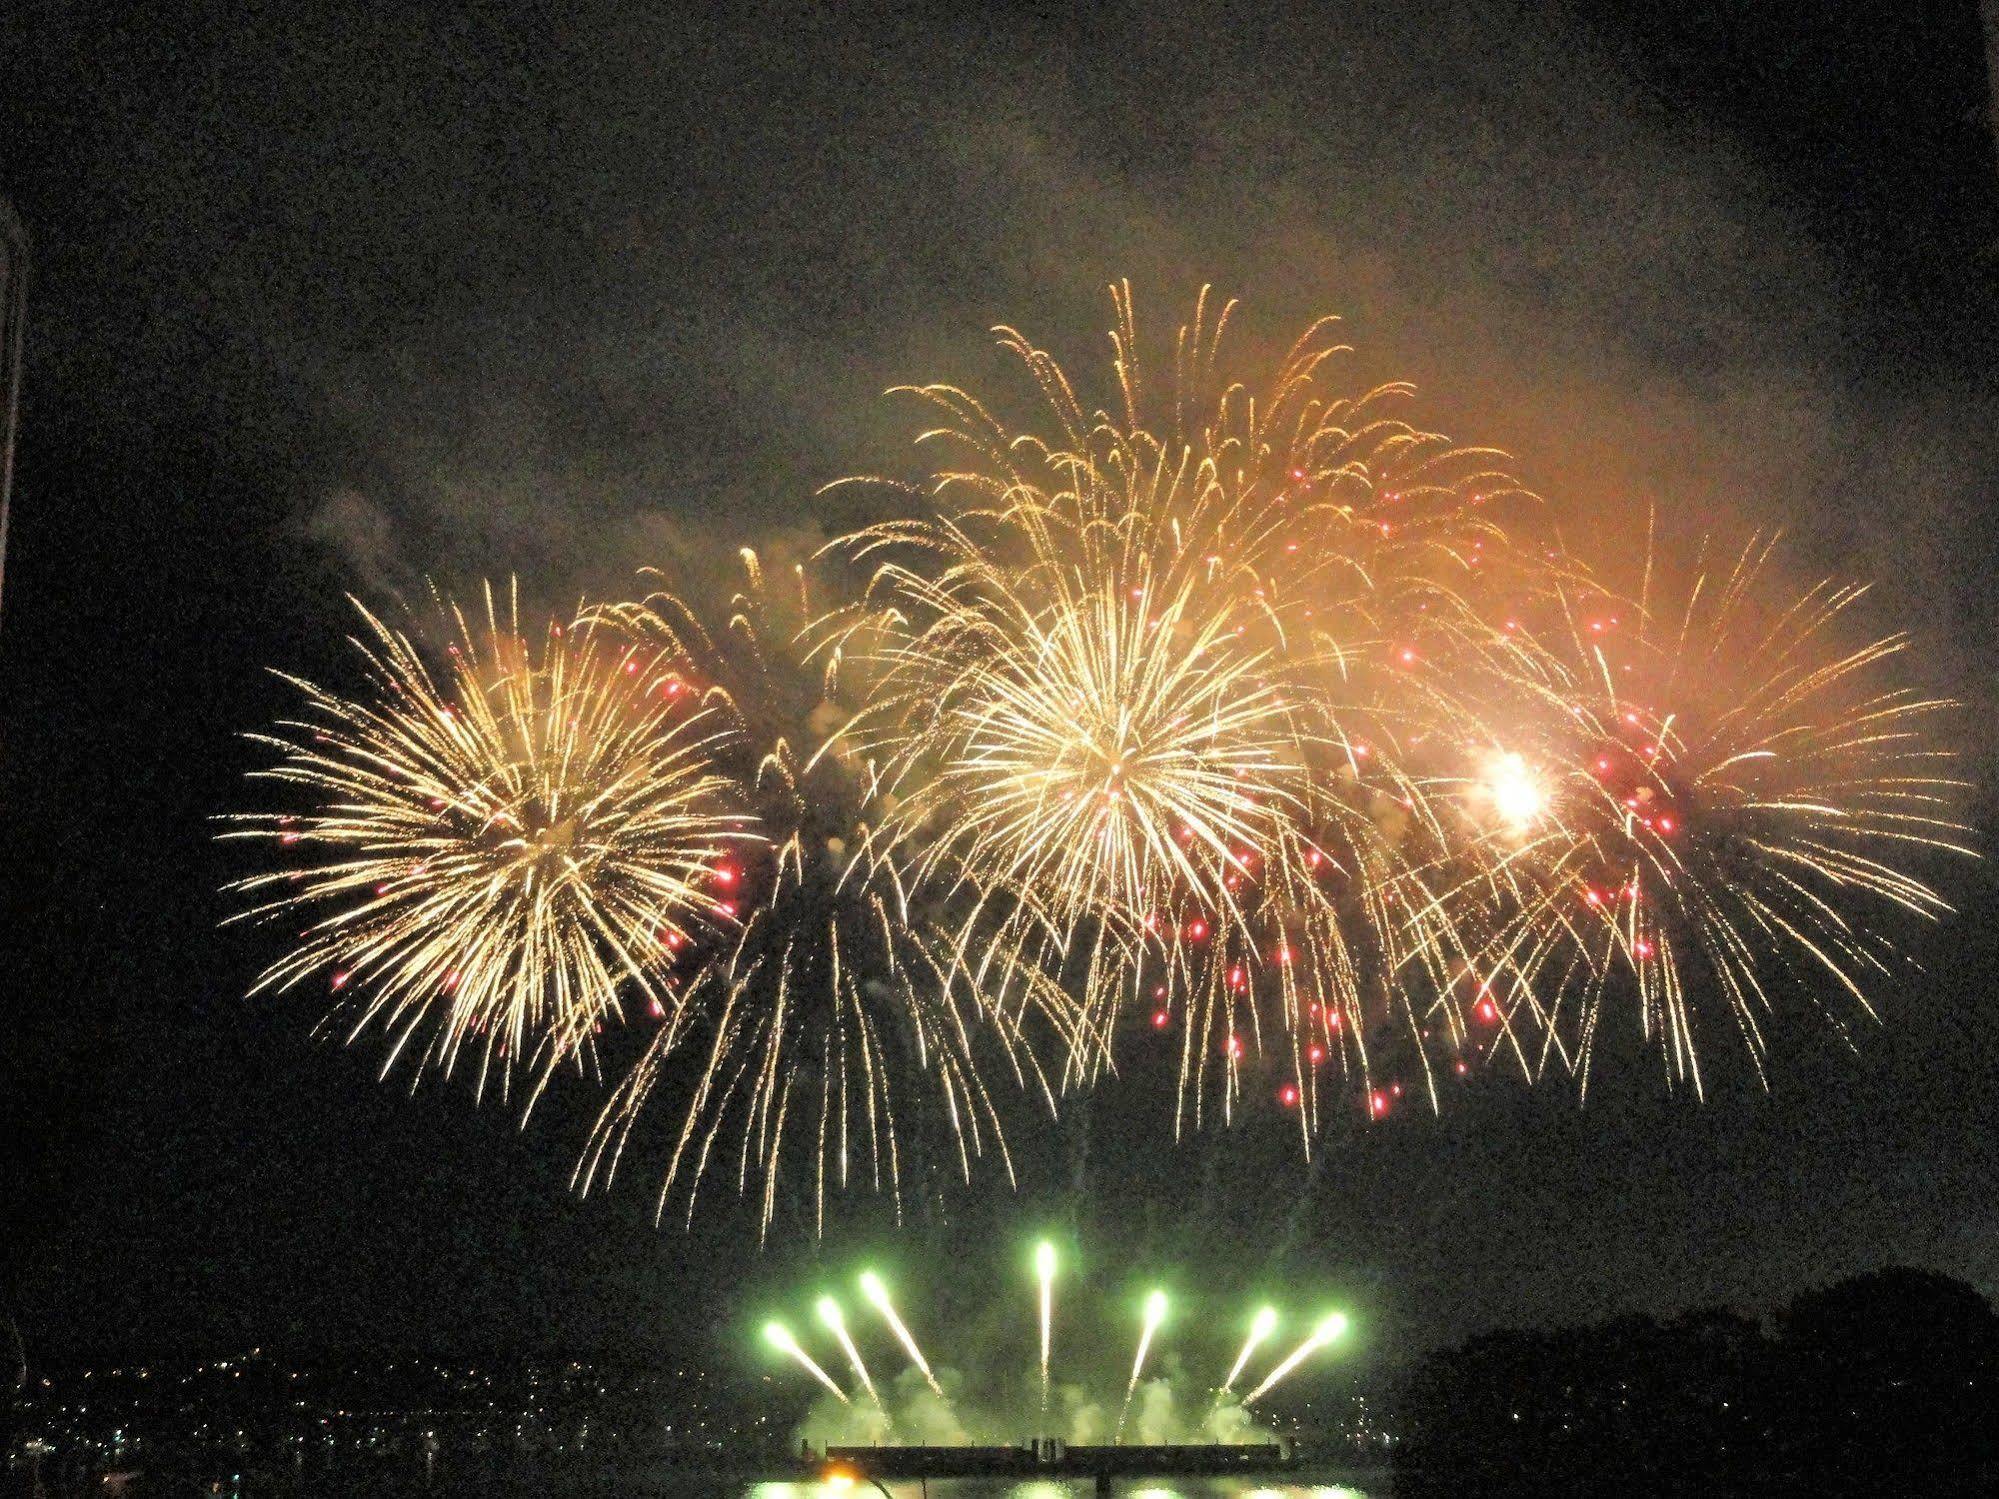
(1243, 1312, 1347, 1404)
(224, 583, 745, 1101)
(817, 1296, 887, 1422)
(765, 1322, 847, 1403)
(1220, 1305, 1278, 1396)
(859, 1271, 945, 1398)
(1114, 1289, 1169, 1442)
(1035, 1240, 1056, 1406)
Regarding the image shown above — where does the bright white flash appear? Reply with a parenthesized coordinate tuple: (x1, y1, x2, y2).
(1481, 750, 1547, 831)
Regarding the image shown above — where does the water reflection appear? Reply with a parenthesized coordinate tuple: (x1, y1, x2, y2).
(12, 1468, 1371, 1499)
(746, 1485, 1368, 1498)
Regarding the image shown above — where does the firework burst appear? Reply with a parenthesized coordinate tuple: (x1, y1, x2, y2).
(573, 552, 1070, 1237)
(226, 283, 1976, 1230)
(836, 283, 1551, 1135)
(1452, 535, 1973, 1092)
(224, 583, 746, 1100)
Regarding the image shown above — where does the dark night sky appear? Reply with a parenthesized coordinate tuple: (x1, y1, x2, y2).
(3, 0, 1998, 1378)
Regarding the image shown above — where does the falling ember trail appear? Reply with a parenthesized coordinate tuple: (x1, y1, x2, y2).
(1115, 1290, 1168, 1442)
(764, 1323, 847, 1404)
(1243, 1312, 1347, 1405)
(860, 1271, 945, 1399)
(818, 1298, 887, 1423)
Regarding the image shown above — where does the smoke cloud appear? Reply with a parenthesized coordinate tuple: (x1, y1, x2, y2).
(792, 1358, 1275, 1449)
(177, 0, 1979, 746)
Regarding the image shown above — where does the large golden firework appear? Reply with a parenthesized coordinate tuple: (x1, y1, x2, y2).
(835, 284, 1551, 1137)
(224, 584, 746, 1101)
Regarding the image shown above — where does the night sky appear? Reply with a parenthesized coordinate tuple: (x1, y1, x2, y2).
(3, 0, 1998, 1378)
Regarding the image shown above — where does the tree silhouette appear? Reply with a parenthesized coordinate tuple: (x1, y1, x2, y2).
(1397, 1268, 1998, 1498)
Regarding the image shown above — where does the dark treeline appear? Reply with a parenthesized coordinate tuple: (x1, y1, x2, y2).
(1395, 1267, 1999, 1497)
